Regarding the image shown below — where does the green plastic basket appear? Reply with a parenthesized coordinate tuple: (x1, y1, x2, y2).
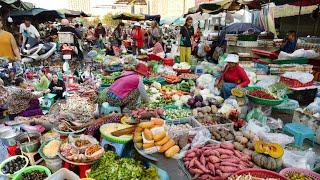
(273, 57, 308, 64)
(246, 87, 287, 106)
(13, 165, 51, 180)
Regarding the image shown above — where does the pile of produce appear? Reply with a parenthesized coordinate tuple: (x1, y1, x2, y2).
(208, 126, 235, 142)
(179, 73, 199, 80)
(42, 140, 61, 158)
(176, 80, 195, 92)
(131, 108, 165, 120)
(134, 118, 180, 158)
(229, 174, 280, 180)
(173, 62, 191, 70)
(284, 172, 315, 180)
(21, 170, 48, 180)
(60, 135, 103, 162)
(247, 89, 278, 100)
(88, 151, 159, 180)
(164, 75, 181, 84)
(165, 108, 192, 120)
(183, 143, 254, 179)
(233, 131, 259, 155)
(192, 105, 218, 118)
(187, 95, 206, 108)
(1, 156, 27, 174)
(100, 72, 122, 86)
(165, 123, 192, 133)
(77, 80, 98, 101)
(252, 152, 283, 171)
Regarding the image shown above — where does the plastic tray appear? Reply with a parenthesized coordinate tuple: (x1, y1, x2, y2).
(13, 165, 51, 180)
(165, 117, 202, 138)
(246, 87, 286, 106)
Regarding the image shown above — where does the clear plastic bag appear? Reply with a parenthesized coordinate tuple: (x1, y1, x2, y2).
(243, 120, 270, 135)
(257, 132, 294, 146)
(305, 98, 320, 114)
(246, 108, 268, 126)
(267, 117, 283, 130)
(274, 99, 299, 110)
(191, 128, 212, 148)
(282, 149, 316, 169)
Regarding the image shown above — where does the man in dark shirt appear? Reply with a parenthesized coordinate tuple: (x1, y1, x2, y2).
(59, 19, 83, 60)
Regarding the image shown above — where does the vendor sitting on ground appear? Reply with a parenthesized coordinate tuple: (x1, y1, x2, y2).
(217, 54, 250, 99)
(8, 77, 44, 120)
(34, 68, 50, 91)
(148, 37, 165, 58)
(106, 63, 149, 110)
(48, 73, 65, 100)
(280, 30, 297, 54)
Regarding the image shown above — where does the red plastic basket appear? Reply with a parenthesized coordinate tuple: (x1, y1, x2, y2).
(162, 58, 174, 66)
(280, 168, 320, 180)
(280, 76, 313, 88)
(231, 169, 288, 180)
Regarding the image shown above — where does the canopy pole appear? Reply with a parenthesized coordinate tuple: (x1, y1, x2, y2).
(296, 0, 302, 34)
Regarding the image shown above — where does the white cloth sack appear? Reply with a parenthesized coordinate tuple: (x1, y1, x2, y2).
(278, 49, 319, 60)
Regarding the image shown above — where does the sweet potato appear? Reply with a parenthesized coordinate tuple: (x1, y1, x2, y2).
(186, 152, 196, 158)
(185, 161, 190, 168)
(184, 157, 192, 161)
(220, 154, 230, 159)
(189, 158, 196, 168)
(219, 166, 239, 173)
(155, 135, 170, 146)
(159, 139, 175, 153)
(220, 143, 234, 150)
(192, 173, 201, 179)
(195, 159, 210, 173)
(209, 156, 220, 164)
(221, 162, 239, 167)
(234, 150, 242, 158)
(189, 168, 204, 175)
(207, 162, 215, 175)
(216, 170, 223, 176)
(215, 148, 234, 155)
(221, 173, 233, 179)
(224, 158, 240, 163)
(206, 144, 220, 148)
(200, 155, 206, 166)
(214, 163, 221, 169)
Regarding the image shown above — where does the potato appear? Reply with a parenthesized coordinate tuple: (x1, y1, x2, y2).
(165, 145, 180, 158)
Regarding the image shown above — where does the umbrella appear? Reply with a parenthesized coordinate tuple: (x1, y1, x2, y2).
(0, 0, 34, 10)
(272, 0, 319, 6)
(225, 23, 264, 34)
(10, 8, 65, 22)
(144, 14, 161, 23)
(172, 17, 186, 26)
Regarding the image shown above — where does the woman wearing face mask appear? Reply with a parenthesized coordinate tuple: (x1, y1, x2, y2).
(7, 77, 44, 120)
(217, 54, 250, 99)
(48, 73, 65, 100)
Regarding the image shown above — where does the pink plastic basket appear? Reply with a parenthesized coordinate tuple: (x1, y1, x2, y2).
(279, 168, 320, 180)
(231, 169, 288, 180)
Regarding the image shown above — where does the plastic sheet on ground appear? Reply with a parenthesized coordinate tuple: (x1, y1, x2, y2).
(282, 149, 316, 170)
(257, 132, 294, 147)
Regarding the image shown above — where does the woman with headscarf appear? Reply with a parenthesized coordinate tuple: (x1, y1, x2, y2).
(8, 77, 44, 120)
(106, 63, 149, 110)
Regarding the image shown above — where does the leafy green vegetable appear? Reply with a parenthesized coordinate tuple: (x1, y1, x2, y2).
(88, 151, 159, 180)
(97, 91, 107, 105)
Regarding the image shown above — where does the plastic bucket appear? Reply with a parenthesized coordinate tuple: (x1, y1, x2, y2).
(44, 157, 62, 172)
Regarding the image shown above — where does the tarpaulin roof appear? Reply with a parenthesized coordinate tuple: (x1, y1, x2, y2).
(112, 13, 145, 21)
(0, 0, 34, 10)
(144, 14, 161, 23)
(58, 9, 90, 18)
(225, 22, 264, 34)
(10, 8, 65, 22)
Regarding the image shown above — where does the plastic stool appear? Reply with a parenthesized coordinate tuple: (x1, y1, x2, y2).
(100, 102, 121, 115)
(100, 139, 126, 156)
(283, 123, 316, 147)
(63, 161, 90, 178)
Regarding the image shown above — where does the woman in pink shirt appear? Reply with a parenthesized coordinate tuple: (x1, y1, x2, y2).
(217, 54, 250, 98)
(106, 63, 150, 110)
(148, 37, 165, 59)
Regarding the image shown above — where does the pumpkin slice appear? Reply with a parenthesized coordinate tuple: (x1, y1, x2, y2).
(267, 143, 284, 159)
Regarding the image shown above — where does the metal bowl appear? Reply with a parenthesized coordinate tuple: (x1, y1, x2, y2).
(16, 132, 41, 153)
(0, 130, 20, 146)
